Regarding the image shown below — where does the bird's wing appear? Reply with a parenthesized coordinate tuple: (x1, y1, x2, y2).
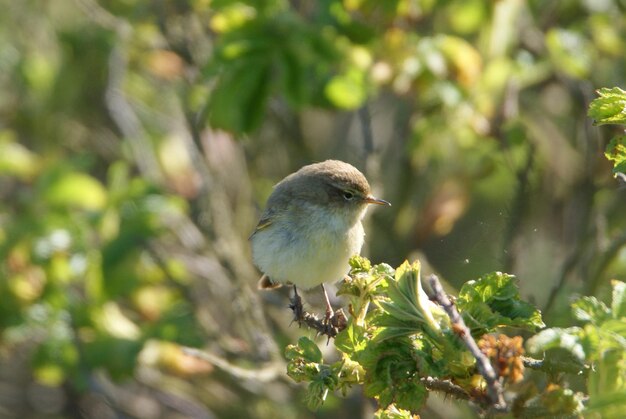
(257, 274, 282, 290)
(249, 214, 273, 239)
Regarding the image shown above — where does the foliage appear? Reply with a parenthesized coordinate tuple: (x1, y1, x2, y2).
(527, 279, 626, 418)
(457, 271, 544, 335)
(588, 87, 626, 176)
(0, 159, 204, 386)
(1, 0, 625, 417)
(285, 257, 626, 415)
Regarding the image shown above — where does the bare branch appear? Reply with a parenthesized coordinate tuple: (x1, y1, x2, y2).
(420, 377, 472, 401)
(426, 274, 507, 410)
(289, 289, 347, 340)
(182, 347, 284, 383)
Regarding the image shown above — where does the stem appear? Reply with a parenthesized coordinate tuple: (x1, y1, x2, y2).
(356, 300, 370, 327)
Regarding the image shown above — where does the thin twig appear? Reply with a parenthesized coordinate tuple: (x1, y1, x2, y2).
(426, 274, 507, 410)
(182, 347, 284, 383)
(420, 377, 472, 401)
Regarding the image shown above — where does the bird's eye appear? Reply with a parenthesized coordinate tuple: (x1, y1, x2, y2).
(343, 191, 355, 200)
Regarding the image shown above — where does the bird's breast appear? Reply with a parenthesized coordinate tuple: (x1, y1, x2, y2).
(250, 205, 365, 289)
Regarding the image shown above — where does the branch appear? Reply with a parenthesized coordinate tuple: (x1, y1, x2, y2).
(182, 347, 284, 383)
(289, 288, 347, 340)
(76, 0, 163, 183)
(420, 377, 471, 401)
(426, 274, 507, 410)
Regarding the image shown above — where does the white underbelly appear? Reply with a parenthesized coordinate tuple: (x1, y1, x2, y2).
(252, 219, 365, 289)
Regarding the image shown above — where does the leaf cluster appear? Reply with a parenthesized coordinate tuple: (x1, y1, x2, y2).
(527, 280, 626, 417)
(0, 158, 204, 386)
(285, 256, 546, 415)
(588, 87, 626, 177)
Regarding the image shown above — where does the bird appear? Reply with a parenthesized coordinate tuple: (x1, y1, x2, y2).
(250, 159, 390, 322)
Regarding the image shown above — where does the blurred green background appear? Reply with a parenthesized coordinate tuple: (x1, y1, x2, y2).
(1, 0, 625, 417)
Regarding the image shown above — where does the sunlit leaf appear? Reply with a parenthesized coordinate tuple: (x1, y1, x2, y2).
(335, 322, 368, 355)
(43, 172, 107, 211)
(545, 29, 593, 79)
(209, 3, 257, 33)
(603, 136, 626, 176)
(437, 35, 482, 87)
(588, 87, 626, 125)
(374, 404, 414, 419)
(457, 272, 544, 335)
(325, 68, 368, 109)
(526, 327, 586, 362)
(571, 296, 611, 324)
(0, 132, 40, 179)
(378, 260, 444, 339)
(349, 254, 372, 273)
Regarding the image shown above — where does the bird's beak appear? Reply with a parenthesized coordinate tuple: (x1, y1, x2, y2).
(364, 195, 391, 206)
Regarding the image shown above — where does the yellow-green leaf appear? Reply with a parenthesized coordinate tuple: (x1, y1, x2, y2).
(44, 172, 107, 210)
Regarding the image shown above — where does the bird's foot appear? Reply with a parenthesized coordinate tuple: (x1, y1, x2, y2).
(287, 295, 347, 341)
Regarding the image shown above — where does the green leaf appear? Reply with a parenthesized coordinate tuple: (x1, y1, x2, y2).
(612, 280, 626, 319)
(604, 136, 626, 176)
(82, 336, 142, 380)
(588, 87, 626, 125)
(305, 380, 330, 410)
(0, 131, 40, 179)
(358, 337, 428, 412)
(32, 337, 79, 386)
(545, 29, 593, 79)
(298, 336, 323, 363)
(599, 320, 626, 350)
(349, 254, 372, 273)
(335, 322, 368, 355)
(540, 385, 585, 416)
(208, 59, 272, 134)
(324, 68, 368, 109)
(372, 314, 428, 341)
(586, 390, 626, 417)
(378, 261, 444, 339)
(279, 43, 309, 106)
(374, 404, 415, 419)
(457, 272, 544, 335)
(571, 296, 611, 324)
(588, 347, 625, 397)
(526, 327, 586, 362)
(43, 172, 107, 210)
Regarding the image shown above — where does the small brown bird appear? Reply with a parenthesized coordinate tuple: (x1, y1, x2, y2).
(250, 160, 390, 319)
